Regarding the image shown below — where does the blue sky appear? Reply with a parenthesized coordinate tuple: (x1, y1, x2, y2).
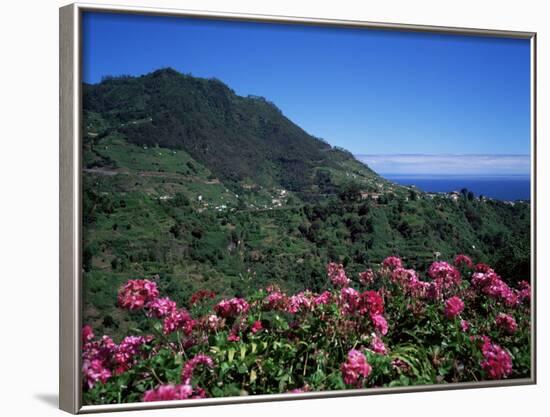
(82, 12, 531, 175)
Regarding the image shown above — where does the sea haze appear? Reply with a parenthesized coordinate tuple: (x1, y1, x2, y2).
(354, 154, 531, 201)
(383, 174, 531, 201)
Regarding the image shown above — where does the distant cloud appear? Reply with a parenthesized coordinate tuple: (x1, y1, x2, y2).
(354, 154, 531, 176)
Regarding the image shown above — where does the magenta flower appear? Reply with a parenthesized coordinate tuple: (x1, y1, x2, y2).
(460, 319, 470, 332)
(82, 325, 94, 344)
(339, 287, 360, 315)
(227, 332, 240, 342)
(428, 261, 461, 290)
(444, 296, 465, 319)
(495, 313, 518, 334)
(146, 297, 176, 318)
(518, 280, 531, 303)
(454, 254, 473, 269)
(250, 320, 263, 334)
(82, 359, 112, 389)
(360, 290, 384, 316)
(359, 269, 375, 286)
(327, 262, 351, 287)
(382, 256, 403, 270)
(370, 334, 387, 355)
(471, 270, 520, 307)
(205, 314, 222, 331)
(371, 314, 389, 335)
(314, 291, 331, 306)
(215, 298, 250, 318)
(264, 291, 286, 310)
(117, 279, 159, 310)
(287, 291, 313, 314)
(113, 335, 148, 373)
(341, 349, 372, 386)
(143, 384, 206, 402)
(480, 337, 513, 379)
(181, 354, 214, 385)
(163, 308, 194, 335)
(288, 385, 311, 393)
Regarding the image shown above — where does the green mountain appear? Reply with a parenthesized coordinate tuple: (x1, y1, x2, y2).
(82, 68, 530, 338)
(83, 68, 382, 200)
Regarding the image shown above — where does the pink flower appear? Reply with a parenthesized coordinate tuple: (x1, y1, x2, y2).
(339, 287, 360, 315)
(382, 256, 403, 270)
(287, 291, 313, 314)
(480, 337, 513, 379)
(454, 254, 473, 269)
(113, 336, 148, 373)
(370, 334, 387, 355)
(205, 314, 222, 331)
(143, 384, 206, 402)
(181, 354, 214, 385)
(327, 263, 351, 287)
(444, 296, 465, 319)
(264, 291, 286, 310)
(428, 261, 461, 290)
(82, 325, 94, 343)
(314, 291, 331, 306)
(475, 263, 493, 273)
(227, 332, 240, 342)
(289, 385, 311, 393)
(146, 297, 177, 318)
(341, 349, 372, 386)
(518, 280, 531, 303)
(359, 269, 375, 286)
(250, 320, 263, 334)
(82, 359, 111, 389)
(371, 314, 389, 335)
(460, 320, 470, 332)
(215, 298, 250, 318)
(496, 313, 518, 334)
(471, 270, 520, 307)
(117, 279, 159, 310)
(360, 290, 384, 316)
(163, 308, 194, 335)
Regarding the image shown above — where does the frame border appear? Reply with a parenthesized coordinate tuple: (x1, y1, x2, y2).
(59, 3, 537, 414)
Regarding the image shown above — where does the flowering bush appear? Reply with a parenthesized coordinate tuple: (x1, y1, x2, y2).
(82, 255, 531, 405)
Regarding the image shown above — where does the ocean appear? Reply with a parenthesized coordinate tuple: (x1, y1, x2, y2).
(384, 175, 531, 201)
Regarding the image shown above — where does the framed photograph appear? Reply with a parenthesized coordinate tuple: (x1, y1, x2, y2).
(59, 2, 536, 413)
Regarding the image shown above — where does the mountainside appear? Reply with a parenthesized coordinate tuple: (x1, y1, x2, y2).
(81, 69, 530, 339)
(83, 68, 381, 200)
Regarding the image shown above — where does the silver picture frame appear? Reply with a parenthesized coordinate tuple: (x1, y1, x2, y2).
(60, 2, 537, 414)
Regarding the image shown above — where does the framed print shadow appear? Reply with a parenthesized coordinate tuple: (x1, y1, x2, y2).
(59, 2, 537, 414)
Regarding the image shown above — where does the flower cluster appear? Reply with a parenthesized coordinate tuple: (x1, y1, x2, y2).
(454, 254, 474, 269)
(189, 289, 216, 306)
(118, 279, 159, 310)
(340, 349, 372, 386)
(143, 384, 206, 402)
(480, 337, 513, 379)
(370, 334, 387, 355)
(495, 313, 518, 334)
(359, 269, 375, 286)
(215, 298, 250, 318)
(327, 262, 351, 287)
(382, 256, 403, 270)
(81, 327, 149, 388)
(471, 268, 521, 307)
(444, 296, 465, 319)
(428, 261, 461, 291)
(181, 354, 214, 385)
(163, 308, 195, 335)
(287, 291, 313, 314)
(82, 254, 530, 405)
